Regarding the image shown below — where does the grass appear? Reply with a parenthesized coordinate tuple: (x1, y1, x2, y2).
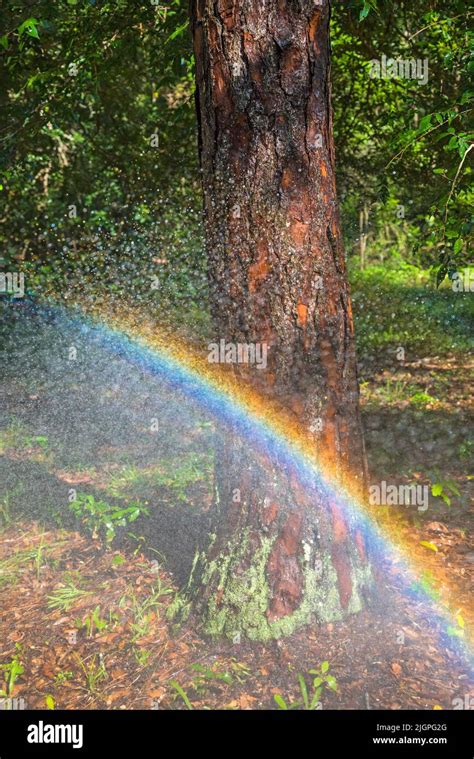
(69, 492, 149, 544)
(0, 420, 50, 458)
(119, 577, 173, 642)
(47, 581, 92, 612)
(0, 538, 68, 588)
(105, 451, 214, 504)
(75, 654, 108, 694)
(0, 485, 24, 528)
(350, 264, 474, 359)
(0, 646, 24, 698)
(361, 378, 438, 408)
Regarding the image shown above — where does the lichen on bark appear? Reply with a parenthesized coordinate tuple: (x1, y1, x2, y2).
(190, 514, 374, 642)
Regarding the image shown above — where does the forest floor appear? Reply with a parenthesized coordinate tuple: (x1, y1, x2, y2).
(0, 270, 472, 710)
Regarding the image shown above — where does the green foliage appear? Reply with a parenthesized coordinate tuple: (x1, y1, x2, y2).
(75, 654, 107, 693)
(331, 2, 473, 273)
(350, 265, 474, 359)
(47, 581, 91, 611)
(119, 578, 172, 642)
(274, 662, 337, 711)
(80, 606, 109, 638)
(53, 670, 74, 686)
(69, 492, 148, 543)
(1, 0, 471, 308)
(105, 452, 213, 504)
(430, 474, 461, 507)
(0, 646, 24, 698)
(0, 0, 204, 311)
(169, 679, 193, 710)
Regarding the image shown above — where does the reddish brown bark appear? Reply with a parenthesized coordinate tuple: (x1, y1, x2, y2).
(188, 0, 372, 640)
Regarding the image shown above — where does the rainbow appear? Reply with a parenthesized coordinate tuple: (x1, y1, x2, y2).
(9, 297, 474, 669)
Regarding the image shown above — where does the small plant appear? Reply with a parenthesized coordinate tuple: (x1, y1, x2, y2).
(458, 440, 474, 461)
(34, 533, 46, 581)
(169, 680, 193, 710)
(0, 646, 24, 698)
(430, 475, 461, 507)
(81, 606, 108, 638)
(189, 663, 233, 694)
(409, 390, 437, 408)
(47, 581, 91, 612)
(0, 485, 24, 527)
(133, 647, 151, 667)
(54, 670, 74, 685)
(69, 492, 148, 544)
(120, 579, 172, 642)
(76, 654, 107, 693)
(274, 661, 337, 711)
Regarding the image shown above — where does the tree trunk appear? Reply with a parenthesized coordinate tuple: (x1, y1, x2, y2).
(188, 0, 372, 640)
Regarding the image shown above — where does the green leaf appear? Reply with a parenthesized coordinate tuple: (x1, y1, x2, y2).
(321, 660, 329, 674)
(273, 693, 288, 710)
(309, 687, 322, 710)
(0, 35, 8, 50)
(45, 694, 55, 710)
(18, 18, 40, 39)
(170, 680, 193, 710)
(359, 1, 377, 21)
(436, 265, 448, 288)
(419, 114, 432, 132)
(166, 20, 189, 44)
(431, 483, 443, 496)
(297, 673, 309, 708)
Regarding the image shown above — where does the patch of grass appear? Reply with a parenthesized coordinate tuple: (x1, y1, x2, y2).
(0, 645, 24, 698)
(274, 661, 337, 711)
(119, 577, 173, 643)
(0, 485, 24, 528)
(75, 654, 107, 694)
(350, 265, 474, 359)
(77, 606, 110, 638)
(133, 647, 152, 667)
(105, 451, 213, 504)
(0, 420, 50, 459)
(47, 581, 92, 612)
(69, 492, 148, 544)
(0, 538, 67, 588)
(361, 378, 438, 408)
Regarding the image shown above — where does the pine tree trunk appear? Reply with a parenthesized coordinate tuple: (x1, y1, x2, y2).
(188, 0, 372, 640)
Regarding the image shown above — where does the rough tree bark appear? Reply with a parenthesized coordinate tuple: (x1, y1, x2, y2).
(187, 0, 373, 640)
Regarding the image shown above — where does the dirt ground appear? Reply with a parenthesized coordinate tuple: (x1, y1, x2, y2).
(0, 309, 472, 710)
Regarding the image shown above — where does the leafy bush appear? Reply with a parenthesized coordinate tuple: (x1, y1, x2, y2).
(69, 492, 148, 544)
